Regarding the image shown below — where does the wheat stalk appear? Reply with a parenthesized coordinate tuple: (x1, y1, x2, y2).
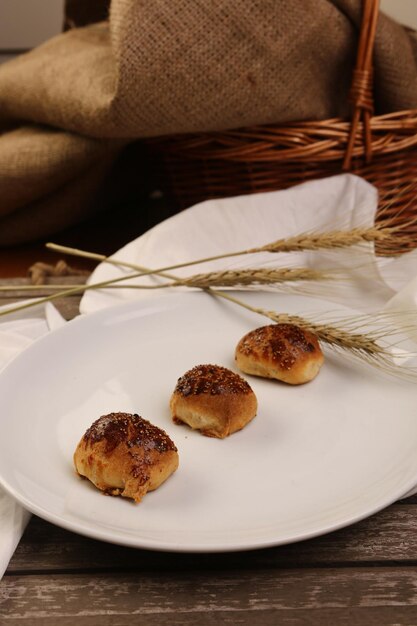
(0, 267, 332, 293)
(213, 290, 417, 381)
(0, 284, 159, 291)
(252, 226, 390, 253)
(45, 217, 415, 279)
(219, 292, 386, 353)
(172, 267, 329, 288)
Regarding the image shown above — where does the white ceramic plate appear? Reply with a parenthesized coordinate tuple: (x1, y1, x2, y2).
(0, 291, 417, 552)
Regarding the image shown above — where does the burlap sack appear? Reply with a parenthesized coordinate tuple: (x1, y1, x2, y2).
(0, 0, 416, 246)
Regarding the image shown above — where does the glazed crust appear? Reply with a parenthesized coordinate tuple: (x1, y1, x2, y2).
(235, 324, 324, 385)
(73, 412, 179, 502)
(170, 364, 258, 438)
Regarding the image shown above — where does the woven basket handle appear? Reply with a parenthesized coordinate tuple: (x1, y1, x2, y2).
(343, 0, 380, 170)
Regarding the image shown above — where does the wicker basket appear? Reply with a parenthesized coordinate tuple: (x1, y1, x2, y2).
(148, 0, 417, 251)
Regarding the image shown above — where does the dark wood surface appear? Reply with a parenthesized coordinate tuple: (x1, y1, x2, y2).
(1, 277, 417, 625)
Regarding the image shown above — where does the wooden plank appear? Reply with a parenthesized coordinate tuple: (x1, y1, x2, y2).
(0, 609, 415, 626)
(0, 609, 416, 626)
(2, 568, 417, 625)
(7, 503, 417, 573)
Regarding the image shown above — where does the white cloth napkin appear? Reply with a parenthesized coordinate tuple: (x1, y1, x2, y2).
(0, 302, 65, 579)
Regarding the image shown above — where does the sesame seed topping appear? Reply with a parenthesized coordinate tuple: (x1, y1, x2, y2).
(237, 324, 319, 371)
(174, 364, 253, 396)
(83, 412, 177, 454)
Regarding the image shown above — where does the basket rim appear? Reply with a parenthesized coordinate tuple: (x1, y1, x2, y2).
(148, 109, 417, 164)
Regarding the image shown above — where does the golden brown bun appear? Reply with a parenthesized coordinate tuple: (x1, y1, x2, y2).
(73, 412, 179, 503)
(235, 324, 324, 385)
(170, 364, 257, 439)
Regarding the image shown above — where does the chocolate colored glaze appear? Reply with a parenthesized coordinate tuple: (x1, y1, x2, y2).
(237, 324, 319, 371)
(174, 364, 252, 397)
(83, 412, 177, 454)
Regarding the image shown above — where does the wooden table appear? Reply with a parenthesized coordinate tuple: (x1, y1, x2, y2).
(2, 277, 417, 625)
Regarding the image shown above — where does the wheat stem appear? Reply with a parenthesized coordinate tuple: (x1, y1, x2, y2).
(0, 271, 159, 318)
(46, 222, 405, 281)
(0, 284, 89, 292)
(210, 290, 385, 355)
(0, 283, 169, 292)
(0, 267, 330, 296)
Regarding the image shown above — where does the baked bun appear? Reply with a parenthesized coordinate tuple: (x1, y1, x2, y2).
(170, 364, 257, 438)
(74, 412, 179, 503)
(235, 324, 324, 385)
